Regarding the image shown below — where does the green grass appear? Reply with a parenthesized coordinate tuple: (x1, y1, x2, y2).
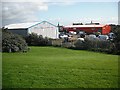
(2, 46, 119, 88)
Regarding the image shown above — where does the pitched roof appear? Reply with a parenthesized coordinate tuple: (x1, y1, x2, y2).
(4, 21, 57, 29)
(5, 22, 39, 29)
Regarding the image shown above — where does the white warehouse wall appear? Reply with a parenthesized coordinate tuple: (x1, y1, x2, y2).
(28, 21, 59, 39)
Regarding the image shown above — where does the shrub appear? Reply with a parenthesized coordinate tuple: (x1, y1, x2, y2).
(2, 29, 28, 52)
(62, 42, 75, 48)
(74, 40, 86, 50)
(25, 33, 52, 46)
(112, 25, 120, 54)
(84, 38, 111, 53)
(72, 38, 115, 54)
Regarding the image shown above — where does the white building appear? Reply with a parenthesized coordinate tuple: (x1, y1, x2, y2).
(4, 21, 59, 39)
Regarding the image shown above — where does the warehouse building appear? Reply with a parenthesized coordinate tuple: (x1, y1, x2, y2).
(4, 21, 59, 39)
(62, 24, 111, 35)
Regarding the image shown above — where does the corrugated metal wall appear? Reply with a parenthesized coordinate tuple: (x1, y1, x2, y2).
(28, 22, 59, 39)
(8, 29, 28, 37)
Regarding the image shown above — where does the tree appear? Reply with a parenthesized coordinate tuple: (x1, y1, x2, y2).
(25, 33, 39, 46)
(112, 25, 120, 54)
(2, 28, 28, 52)
(25, 33, 51, 46)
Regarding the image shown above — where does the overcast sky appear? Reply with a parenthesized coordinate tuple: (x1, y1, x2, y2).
(1, 0, 119, 27)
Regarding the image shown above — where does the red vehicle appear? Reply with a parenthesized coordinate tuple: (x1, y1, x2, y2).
(63, 24, 111, 35)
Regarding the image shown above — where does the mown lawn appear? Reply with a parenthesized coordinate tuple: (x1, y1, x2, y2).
(2, 46, 119, 88)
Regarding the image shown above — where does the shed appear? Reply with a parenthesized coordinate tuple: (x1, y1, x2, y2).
(4, 21, 59, 39)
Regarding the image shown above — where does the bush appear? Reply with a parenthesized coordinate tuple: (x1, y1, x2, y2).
(72, 38, 115, 54)
(2, 29, 28, 52)
(74, 40, 86, 50)
(84, 38, 113, 53)
(112, 25, 120, 54)
(62, 42, 75, 48)
(25, 33, 52, 46)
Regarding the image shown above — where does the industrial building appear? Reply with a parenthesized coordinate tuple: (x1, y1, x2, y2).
(62, 24, 111, 35)
(4, 21, 59, 39)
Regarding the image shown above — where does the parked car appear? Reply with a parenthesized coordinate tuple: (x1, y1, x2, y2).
(85, 34, 98, 41)
(59, 33, 68, 39)
(98, 35, 109, 40)
(108, 32, 115, 41)
(78, 31, 85, 35)
(88, 34, 97, 39)
(77, 38, 85, 42)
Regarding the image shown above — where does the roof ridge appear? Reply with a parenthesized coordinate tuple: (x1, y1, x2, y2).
(5, 21, 57, 29)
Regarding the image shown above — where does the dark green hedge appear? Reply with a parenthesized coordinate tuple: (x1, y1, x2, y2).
(25, 33, 52, 46)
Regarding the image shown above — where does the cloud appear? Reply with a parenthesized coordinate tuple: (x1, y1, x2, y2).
(1, 0, 77, 27)
(2, 2, 48, 26)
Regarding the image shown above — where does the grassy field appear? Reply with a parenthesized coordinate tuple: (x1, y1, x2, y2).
(2, 46, 119, 88)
